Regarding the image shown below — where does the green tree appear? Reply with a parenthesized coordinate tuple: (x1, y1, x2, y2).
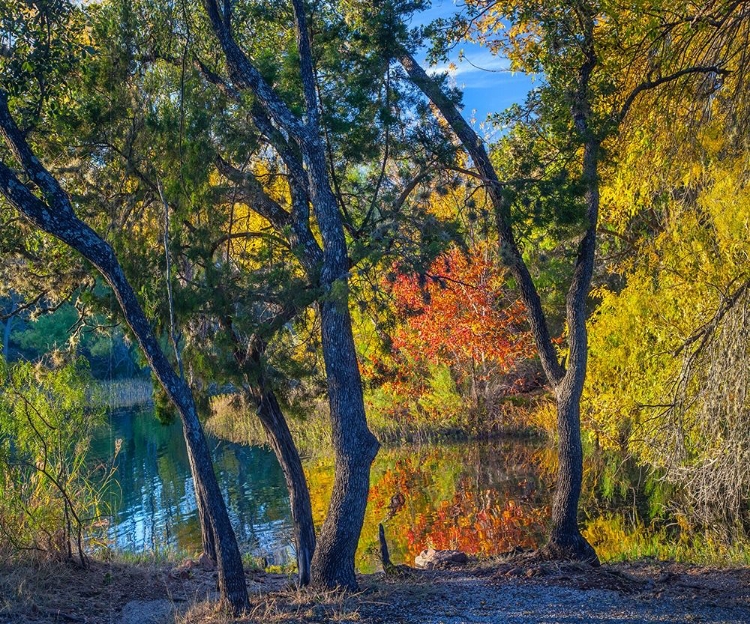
(0, 2, 249, 610)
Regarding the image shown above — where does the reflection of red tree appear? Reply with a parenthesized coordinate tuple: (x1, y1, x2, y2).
(369, 454, 548, 563)
(403, 485, 547, 561)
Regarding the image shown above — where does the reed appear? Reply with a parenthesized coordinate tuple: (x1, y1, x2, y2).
(88, 378, 153, 410)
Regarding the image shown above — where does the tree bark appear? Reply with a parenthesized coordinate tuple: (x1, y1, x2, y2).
(252, 386, 316, 586)
(223, 322, 317, 588)
(310, 298, 380, 589)
(0, 91, 249, 612)
(398, 40, 600, 563)
(196, 487, 217, 563)
(542, 22, 601, 562)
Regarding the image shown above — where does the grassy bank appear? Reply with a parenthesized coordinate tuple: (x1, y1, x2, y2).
(205, 391, 548, 454)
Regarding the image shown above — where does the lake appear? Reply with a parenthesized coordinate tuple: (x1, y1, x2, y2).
(90, 408, 648, 571)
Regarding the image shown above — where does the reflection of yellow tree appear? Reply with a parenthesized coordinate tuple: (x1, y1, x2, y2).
(304, 442, 548, 572)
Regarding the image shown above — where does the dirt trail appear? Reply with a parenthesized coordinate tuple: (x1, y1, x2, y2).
(1, 558, 748, 623)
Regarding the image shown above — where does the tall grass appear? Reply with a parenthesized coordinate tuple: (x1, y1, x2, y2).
(87, 378, 153, 410)
(206, 390, 545, 455)
(205, 393, 331, 456)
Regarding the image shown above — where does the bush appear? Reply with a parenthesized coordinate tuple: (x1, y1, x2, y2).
(0, 356, 117, 565)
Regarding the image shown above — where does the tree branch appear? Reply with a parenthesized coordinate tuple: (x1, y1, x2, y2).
(619, 65, 731, 123)
(397, 51, 565, 385)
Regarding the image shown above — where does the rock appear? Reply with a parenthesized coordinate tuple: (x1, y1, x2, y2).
(168, 563, 192, 579)
(414, 548, 468, 569)
(169, 553, 214, 579)
(197, 552, 215, 571)
(118, 599, 173, 624)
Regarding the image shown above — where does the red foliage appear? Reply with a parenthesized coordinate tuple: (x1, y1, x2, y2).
(389, 244, 533, 383)
(367, 454, 548, 562)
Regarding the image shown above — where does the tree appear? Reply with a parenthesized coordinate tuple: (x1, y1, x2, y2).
(0, 3, 249, 611)
(395, 1, 601, 561)
(392, 0, 742, 560)
(584, 0, 750, 540)
(194, 0, 395, 588)
(383, 242, 534, 417)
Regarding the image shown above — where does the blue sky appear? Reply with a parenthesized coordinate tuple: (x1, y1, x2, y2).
(410, 1, 537, 136)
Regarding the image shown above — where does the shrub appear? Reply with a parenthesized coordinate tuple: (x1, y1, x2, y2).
(0, 356, 117, 565)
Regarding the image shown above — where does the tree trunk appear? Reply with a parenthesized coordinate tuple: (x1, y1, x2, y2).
(310, 299, 380, 589)
(252, 387, 316, 586)
(0, 94, 249, 612)
(544, 99, 600, 563)
(177, 406, 249, 610)
(220, 319, 317, 587)
(196, 487, 217, 563)
(545, 375, 598, 563)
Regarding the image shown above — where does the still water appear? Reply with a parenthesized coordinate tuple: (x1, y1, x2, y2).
(91, 409, 551, 571)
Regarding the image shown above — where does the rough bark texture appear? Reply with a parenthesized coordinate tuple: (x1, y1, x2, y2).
(398, 40, 600, 563)
(311, 299, 380, 589)
(202, 0, 380, 588)
(0, 91, 249, 612)
(253, 387, 316, 586)
(541, 17, 600, 562)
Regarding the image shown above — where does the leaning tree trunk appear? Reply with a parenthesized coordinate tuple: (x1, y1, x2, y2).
(0, 92, 249, 612)
(196, 484, 217, 562)
(396, 43, 601, 563)
(222, 322, 317, 587)
(252, 387, 316, 586)
(310, 299, 380, 589)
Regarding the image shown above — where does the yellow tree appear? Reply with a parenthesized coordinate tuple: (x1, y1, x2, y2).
(392, 0, 746, 561)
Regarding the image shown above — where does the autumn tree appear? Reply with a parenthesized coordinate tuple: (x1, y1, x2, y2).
(584, 0, 750, 540)
(386, 0, 745, 561)
(385, 243, 534, 416)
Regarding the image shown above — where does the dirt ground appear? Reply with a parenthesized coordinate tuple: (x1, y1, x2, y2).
(1, 556, 748, 623)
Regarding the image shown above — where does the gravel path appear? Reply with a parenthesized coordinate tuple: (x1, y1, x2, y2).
(356, 574, 750, 624)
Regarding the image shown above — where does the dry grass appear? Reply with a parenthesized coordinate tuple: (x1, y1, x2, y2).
(0, 554, 215, 623)
(206, 394, 332, 455)
(88, 378, 153, 410)
(1, 554, 749, 624)
(178, 586, 362, 624)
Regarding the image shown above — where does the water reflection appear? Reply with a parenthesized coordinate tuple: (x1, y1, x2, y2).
(90, 409, 295, 563)
(92, 410, 551, 569)
(354, 442, 549, 571)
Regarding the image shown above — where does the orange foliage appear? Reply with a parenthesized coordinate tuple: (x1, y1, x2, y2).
(403, 488, 546, 559)
(390, 244, 532, 378)
(367, 449, 548, 565)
